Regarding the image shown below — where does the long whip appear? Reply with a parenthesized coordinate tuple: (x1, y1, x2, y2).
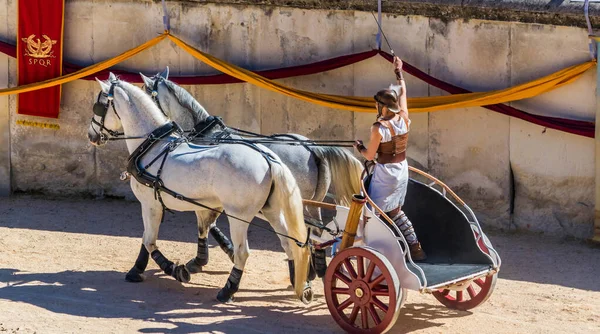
(371, 11, 395, 57)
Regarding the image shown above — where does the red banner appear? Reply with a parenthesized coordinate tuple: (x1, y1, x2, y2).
(17, 0, 65, 118)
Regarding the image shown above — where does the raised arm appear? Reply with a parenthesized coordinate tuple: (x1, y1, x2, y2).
(394, 57, 409, 119)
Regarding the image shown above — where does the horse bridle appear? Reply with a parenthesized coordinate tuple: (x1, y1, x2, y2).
(144, 76, 170, 116)
(91, 80, 124, 142)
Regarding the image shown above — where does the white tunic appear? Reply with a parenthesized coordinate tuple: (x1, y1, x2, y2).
(368, 117, 410, 213)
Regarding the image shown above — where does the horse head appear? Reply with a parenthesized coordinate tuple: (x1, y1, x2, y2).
(88, 73, 168, 150)
(88, 73, 125, 146)
(139, 68, 212, 129)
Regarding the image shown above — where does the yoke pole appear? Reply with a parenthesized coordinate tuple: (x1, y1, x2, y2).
(339, 194, 367, 251)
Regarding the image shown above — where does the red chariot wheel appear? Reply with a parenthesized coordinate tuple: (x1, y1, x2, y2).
(324, 246, 405, 334)
(432, 274, 497, 311)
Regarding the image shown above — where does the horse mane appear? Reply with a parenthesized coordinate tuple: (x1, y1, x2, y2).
(162, 79, 210, 124)
(118, 80, 169, 126)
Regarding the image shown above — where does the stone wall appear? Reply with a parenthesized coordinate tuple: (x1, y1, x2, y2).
(0, 0, 595, 238)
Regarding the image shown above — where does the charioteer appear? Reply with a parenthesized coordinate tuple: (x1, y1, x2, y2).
(353, 56, 426, 261)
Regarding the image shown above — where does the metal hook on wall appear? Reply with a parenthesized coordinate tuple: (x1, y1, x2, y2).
(585, 0, 597, 59)
(161, 0, 171, 33)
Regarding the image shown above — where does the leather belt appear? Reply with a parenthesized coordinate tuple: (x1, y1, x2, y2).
(376, 150, 406, 164)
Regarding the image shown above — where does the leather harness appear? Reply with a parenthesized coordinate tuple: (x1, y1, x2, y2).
(374, 118, 409, 164)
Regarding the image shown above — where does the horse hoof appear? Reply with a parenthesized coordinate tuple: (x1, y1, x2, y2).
(125, 268, 145, 283)
(173, 265, 191, 283)
(216, 289, 235, 303)
(185, 258, 204, 274)
(302, 285, 314, 305)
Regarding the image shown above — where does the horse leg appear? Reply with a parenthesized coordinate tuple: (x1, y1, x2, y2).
(209, 223, 235, 263)
(216, 214, 252, 303)
(125, 202, 164, 283)
(262, 205, 312, 291)
(139, 202, 191, 283)
(302, 160, 331, 282)
(125, 243, 150, 282)
(186, 209, 223, 274)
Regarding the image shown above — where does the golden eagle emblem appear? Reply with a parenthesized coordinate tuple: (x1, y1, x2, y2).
(21, 34, 57, 58)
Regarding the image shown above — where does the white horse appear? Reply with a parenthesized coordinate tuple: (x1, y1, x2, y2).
(140, 68, 363, 277)
(87, 74, 312, 303)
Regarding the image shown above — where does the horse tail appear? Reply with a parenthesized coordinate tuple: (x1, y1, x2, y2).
(269, 161, 311, 302)
(312, 146, 363, 206)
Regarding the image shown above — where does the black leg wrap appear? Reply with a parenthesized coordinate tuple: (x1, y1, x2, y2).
(308, 256, 317, 282)
(313, 249, 327, 278)
(152, 249, 190, 283)
(151, 250, 174, 276)
(196, 237, 209, 266)
(216, 267, 243, 303)
(210, 226, 235, 263)
(288, 260, 295, 287)
(186, 238, 209, 274)
(126, 244, 149, 283)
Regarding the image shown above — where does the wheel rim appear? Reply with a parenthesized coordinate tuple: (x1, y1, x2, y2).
(432, 274, 497, 311)
(324, 247, 401, 334)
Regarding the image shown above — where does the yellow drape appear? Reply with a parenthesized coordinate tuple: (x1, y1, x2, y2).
(169, 34, 594, 113)
(0, 32, 594, 115)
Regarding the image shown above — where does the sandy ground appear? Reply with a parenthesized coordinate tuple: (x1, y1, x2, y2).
(0, 195, 599, 334)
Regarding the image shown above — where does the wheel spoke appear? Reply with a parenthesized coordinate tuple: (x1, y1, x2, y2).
(371, 286, 390, 296)
(456, 290, 464, 302)
(344, 259, 358, 280)
(467, 285, 476, 299)
(370, 274, 385, 287)
(357, 256, 365, 279)
(368, 304, 382, 325)
(372, 296, 389, 312)
(332, 287, 351, 295)
(337, 297, 353, 312)
(334, 271, 352, 285)
(474, 278, 485, 288)
(440, 289, 450, 296)
(349, 304, 360, 324)
(365, 261, 376, 282)
(361, 306, 369, 329)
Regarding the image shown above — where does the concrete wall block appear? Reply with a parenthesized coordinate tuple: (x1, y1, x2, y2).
(510, 119, 594, 238)
(510, 23, 595, 120)
(188, 83, 262, 133)
(509, 23, 595, 237)
(10, 80, 94, 195)
(95, 141, 132, 198)
(91, 1, 181, 74)
(276, 68, 354, 140)
(6, 0, 15, 40)
(0, 0, 8, 38)
(64, 1, 94, 64)
(427, 19, 512, 226)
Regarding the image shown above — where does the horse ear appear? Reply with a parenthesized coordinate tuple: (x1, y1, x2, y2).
(95, 78, 110, 94)
(159, 66, 169, 79)
(108, 72, 117, 81)
(140, 72, 154, 88)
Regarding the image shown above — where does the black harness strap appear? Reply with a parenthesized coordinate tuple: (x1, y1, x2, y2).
(125, 121, 310, 248)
